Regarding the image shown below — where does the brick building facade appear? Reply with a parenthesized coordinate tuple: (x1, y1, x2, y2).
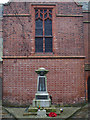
(2, 1, 90, 105)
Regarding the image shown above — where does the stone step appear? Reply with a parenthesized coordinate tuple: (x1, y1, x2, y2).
(28, 107, 56, 112)
(24, 106, 60, 116)
(23, 112, 37, 116)
(2, 112, 8, 115)
(23, 112, 60, 116)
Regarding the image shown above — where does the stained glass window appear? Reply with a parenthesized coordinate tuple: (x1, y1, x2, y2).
(35, 9, 53, 52)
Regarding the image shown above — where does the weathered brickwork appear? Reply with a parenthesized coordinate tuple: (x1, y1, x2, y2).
(3, 2, 84, 56)
(3, 59, 85, 105)
(3, 2, 30, 14)
(3, 2, 82, 15)
(3, 16, 32, 56)
(2, 2, 89, 105)
(57, 2, 82, 15)
(56, 17, 84, 56)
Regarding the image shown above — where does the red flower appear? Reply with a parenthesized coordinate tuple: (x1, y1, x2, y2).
(48, 112, 57, 117)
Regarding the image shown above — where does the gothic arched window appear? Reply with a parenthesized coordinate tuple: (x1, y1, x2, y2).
(35, 9, 53, 53)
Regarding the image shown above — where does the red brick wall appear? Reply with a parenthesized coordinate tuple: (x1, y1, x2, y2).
(3, 2, 82, 15)
(2, 2, 87, 105)
(3, 16, 32, 56)
(3, 58, 85, 105)
(57, 2, 82, 15)
(56, 17, 84, 56)
(3, 2, 84, 56)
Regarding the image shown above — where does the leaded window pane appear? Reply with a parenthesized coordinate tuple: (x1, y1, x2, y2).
(44, 13, 47, 19)
(44, 9, 47, 13)
(35, 9, 38, 13)
(45, 19, 52, 36)
(45, 37, 52, 52)
(35, 19, 43, 36)
(49, 13, 52, 18)
(40, 10, 43, 13)
(35, 38, 43, 52)
(40, 13, 43, 19)
(49, 10, 52, 13)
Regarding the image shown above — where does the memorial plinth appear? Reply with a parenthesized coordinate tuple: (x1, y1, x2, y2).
(33, 68, 51, 107)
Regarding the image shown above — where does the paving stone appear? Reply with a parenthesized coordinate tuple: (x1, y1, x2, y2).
(2, 107, 16, 119)
(2, 104, 89, 119)
(70, 104, 89, 119)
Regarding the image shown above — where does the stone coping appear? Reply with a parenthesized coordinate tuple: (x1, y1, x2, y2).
(56, 14, 83, 17)
(2, 56, 86, 59)
(3, 14, 31, 17)
(3, 14, 83, 17)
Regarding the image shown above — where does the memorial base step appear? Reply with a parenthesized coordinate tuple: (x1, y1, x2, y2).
(23, 106, 60, 116)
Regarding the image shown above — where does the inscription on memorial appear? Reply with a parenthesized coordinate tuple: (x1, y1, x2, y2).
(36, 95, 48, 100)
